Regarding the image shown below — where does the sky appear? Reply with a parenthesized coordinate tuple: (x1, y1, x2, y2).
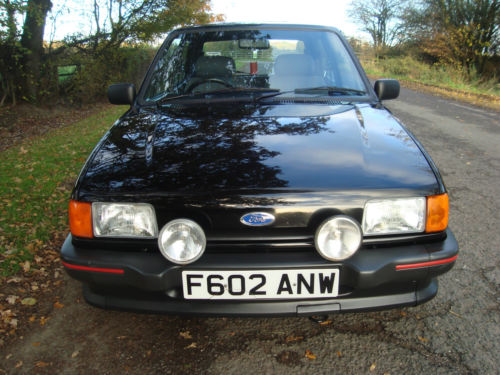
(45, 0, 364, 41)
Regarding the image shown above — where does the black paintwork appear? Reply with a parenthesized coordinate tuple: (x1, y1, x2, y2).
(374, 79, 400, 100)
(108, 83, 136, 105)
(77, 103, 439, 195)
(72, 102, 442, 235)
(63, 23, 457, 316)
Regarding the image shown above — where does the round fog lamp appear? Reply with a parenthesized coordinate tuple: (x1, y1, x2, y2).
(315, 216, 362, 261)
(158, 219, 206, 264)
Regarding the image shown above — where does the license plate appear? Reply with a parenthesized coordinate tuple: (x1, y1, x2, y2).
(182, 269, 339, 300)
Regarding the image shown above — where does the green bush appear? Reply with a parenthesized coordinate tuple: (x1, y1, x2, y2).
(362, 55, 500, 97)
(61, 46, 156, 104)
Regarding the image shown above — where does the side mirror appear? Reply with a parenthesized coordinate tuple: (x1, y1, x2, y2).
(108, 83, 136, 105)
(374, 79, 400, 101)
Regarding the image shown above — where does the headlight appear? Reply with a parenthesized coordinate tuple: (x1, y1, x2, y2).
(92, 203, 158, 238)
(315, 216, 362, 261)
(158, 219, 206, 264)
(362, 197, 426, 236)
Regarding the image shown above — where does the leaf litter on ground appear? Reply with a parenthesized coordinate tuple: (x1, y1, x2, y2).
(0, 105, 126, 342)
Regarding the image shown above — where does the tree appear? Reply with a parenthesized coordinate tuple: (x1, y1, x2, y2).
(20, 0, 52, 100)
(68, 0, 221, 51)
(348, 0, 407, 56)
(0, 0, 21, 41)
(62, 0, 221, 102)
(0, 0, 53, 103)
(0, 0, 222, 105)
(0, 1, 24, 104)
(401, 0, 499, 73)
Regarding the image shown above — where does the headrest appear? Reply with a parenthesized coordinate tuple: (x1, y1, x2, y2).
(274, 54, 314, 76)
(194, 56, 235, 77)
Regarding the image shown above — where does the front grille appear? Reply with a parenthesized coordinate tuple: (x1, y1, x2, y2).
(206, 236, 314, 253)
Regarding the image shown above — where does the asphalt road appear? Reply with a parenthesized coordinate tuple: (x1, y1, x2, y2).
(4, 88, 500, 375)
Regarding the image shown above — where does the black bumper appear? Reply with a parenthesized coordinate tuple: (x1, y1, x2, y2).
(60, 229, 458, 316)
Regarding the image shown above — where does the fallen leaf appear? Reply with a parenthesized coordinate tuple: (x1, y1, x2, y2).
(145, 350, 151, 357)
(9, 319, 18, 328)
(417, 336, 428, 343)
(32, 342, 41, 347)
(305, 350, 316, 360)
(20, 146, 28, 154)
(370, 362, 376, 371)
(21, 297, 37, 306)
(319, 320, 332, 326)
(71, 351, 79, 358)
(35, 361, 50, 368)
(13, 177, 23, 184)
(185, 342, 197, 349)
(53, 301, 64, 309)
(337, 351, 342, 358)
(22, 261, 30, 273)
(6, 354, 12, 360)
(7, 277, 23, 284)
(285, 335, 304, 343)
(29, 315, 36, 323)
(400, 311, 407, 317)
(6, 295, 18, 305)
(40, 316, 49, 326)
(15, 361, 23, 368)
(179, 331, 192, 339)
(116, 336, 127, 340)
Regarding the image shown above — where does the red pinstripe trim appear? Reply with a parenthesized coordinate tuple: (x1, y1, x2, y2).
(396, 255, 458, 270)
(62, 261, 124, 274)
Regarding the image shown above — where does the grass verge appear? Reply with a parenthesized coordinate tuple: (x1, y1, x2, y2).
(0, 105, 126, 276)
(362, 56, 500, 111)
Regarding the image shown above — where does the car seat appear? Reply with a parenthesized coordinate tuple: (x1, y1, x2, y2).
(186, 56, 236, 92)
(269, 54, 324, 91)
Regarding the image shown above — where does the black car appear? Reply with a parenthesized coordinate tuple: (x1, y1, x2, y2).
(61, 23, 458, 316)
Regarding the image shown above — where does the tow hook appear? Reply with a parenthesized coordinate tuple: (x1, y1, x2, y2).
(309, 315, 329, 324)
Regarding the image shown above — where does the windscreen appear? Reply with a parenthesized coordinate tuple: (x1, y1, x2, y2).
(143, 28, 366, 101)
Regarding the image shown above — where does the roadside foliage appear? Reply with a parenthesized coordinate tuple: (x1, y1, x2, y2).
(348, 0, 499, 98)
(0, 0, 223, 105)
(0, 106, 125, 276)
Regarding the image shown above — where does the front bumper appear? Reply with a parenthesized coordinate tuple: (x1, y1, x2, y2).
(60, 229, 458, 316)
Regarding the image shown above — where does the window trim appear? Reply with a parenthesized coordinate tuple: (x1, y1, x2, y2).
(136, 24, 378, 107)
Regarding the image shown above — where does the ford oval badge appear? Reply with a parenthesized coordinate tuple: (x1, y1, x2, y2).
(240, 212, 275, 226)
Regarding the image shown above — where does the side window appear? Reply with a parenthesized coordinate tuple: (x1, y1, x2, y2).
(144, 37, 189, 101)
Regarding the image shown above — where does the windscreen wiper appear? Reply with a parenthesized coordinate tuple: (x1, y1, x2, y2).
(254, 90, 295, 102)
(156, 87, 281, 106)
(294, 86, 366, 96)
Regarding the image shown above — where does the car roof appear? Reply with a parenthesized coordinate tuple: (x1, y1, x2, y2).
(171, 23, 343, 35)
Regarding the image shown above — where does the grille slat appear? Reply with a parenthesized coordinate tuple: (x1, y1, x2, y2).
(206, 235, 314, 253)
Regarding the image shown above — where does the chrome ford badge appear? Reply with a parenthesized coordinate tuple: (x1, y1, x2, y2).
(240, 212, 275, 226)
